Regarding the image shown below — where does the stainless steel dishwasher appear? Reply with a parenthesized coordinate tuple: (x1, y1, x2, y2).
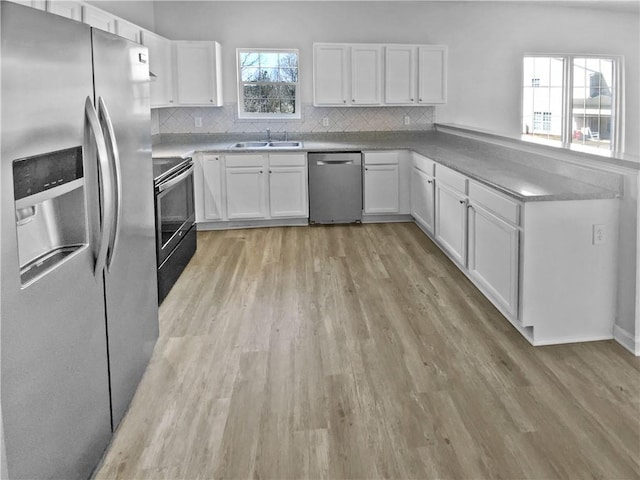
(308, 152, 362, 224)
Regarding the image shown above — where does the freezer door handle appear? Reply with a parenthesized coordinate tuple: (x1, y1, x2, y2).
(85, 96, 113, 278)
(98, 97, 121, 270)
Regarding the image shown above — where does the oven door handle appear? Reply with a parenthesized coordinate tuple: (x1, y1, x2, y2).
(85, 96, 113, 279)
(98, 97, 121, 271)
(157, 164, 194, 193)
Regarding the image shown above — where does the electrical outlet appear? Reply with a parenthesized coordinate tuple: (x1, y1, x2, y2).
(322, 117, 329, 127)
(404, 115, 410, 125)
(593, 224, 606, 245)
(195, 117, 202, 128)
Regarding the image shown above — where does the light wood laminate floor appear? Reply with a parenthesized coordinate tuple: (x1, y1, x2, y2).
(95, 223, 640, 479)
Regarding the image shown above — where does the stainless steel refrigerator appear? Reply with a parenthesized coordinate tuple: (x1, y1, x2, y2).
(1, 3, 159, 479)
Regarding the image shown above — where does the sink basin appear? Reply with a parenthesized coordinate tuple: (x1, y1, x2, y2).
(229, 140, 303, 149)
(231, 141, 269, 148)
(267, 141, 303, 148)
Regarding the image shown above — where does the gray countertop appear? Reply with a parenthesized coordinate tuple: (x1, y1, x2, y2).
(151, 130, 623, 202)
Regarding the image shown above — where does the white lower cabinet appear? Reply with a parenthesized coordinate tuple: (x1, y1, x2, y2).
(226, 168, 267, 220)
(200, 154, 223, 221)
(434, 181, 468, 266)
(467, 202, 519, 317)
(268, 154, 308, 218)
(363, 150, 411, 217)
(411, 166, 435, 233)
(226, 162, 268, 220)
(364, 164, 399, 213)
(196, 153, 308, 226)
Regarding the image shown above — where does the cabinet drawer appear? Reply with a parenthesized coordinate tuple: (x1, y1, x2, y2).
(469, 181, 520, 225)
(364, 151, 399, 165)
(225, 154, 266, 168)
(436, 164, 467, 193)
(412, 153, 434, 175)
(269, 153, 306, 167)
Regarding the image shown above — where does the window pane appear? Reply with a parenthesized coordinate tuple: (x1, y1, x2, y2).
(244, 84, 261, 98)
(241, 67, 260, 82)
(522, 56, 564, 142)
(571, 57, 614, 150)
(260, 53, 279, 67)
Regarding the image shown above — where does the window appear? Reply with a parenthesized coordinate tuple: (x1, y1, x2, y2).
(237, 49, 300, 119)
(522, 55, 621, 154)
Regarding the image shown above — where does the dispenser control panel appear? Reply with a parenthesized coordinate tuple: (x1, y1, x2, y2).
(13, 146, 83, 200)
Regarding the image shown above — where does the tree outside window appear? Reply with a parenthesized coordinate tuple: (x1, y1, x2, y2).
(237, 49, 300, 119)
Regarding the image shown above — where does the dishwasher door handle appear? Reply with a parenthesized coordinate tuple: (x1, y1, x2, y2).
(316, 160, 353, 165)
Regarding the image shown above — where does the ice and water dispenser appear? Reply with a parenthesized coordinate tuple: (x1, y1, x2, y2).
(13, 146, 87, 285)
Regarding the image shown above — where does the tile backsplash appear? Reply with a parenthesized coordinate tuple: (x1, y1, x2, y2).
(153, 103, 435, 135)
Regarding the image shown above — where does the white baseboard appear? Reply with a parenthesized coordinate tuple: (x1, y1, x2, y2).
(613, 325, 640, 356)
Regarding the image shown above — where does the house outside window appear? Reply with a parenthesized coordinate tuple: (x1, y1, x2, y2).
(522, 55, 622, 154)
(237, 49, 300, 119)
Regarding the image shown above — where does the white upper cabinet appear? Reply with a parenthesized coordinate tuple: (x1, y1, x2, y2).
(173, 41, 223, 106)
(115, 19, 142, 44)
(417, 46, 447, 104)
(350, 45, 382, 105)
(313, 44, 349, 106)
(314, 43, 382, 106)
(315, 42, 447, 107)
(385, 45, 416, 104)
(385, 44, 447, 105)
(141, 30, 174, 107)
(11, 0, 46, 10)
(81, 4, 116, 33)
(47, 1, 81, 20)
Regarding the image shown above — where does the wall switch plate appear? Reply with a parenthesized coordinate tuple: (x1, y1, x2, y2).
(195, 117, 202, 128)
(404, 115, 410, 125)
(322, 117, 329, 127)
(593, 224, 606, 245)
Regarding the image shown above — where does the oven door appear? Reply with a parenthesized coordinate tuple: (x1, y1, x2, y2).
(155, 163, 195, 267)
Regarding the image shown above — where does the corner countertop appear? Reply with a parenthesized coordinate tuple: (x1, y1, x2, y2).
(151, 130, 624, 202)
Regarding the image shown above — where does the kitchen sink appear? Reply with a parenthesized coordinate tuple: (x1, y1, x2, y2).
(229, 140, 303, 149)
(230, 141, 270, 148)
(266, 141, 303, 148)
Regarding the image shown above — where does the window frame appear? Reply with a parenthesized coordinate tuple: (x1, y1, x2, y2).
(236, 48, 301, 120)
(521, 53, 624, 156)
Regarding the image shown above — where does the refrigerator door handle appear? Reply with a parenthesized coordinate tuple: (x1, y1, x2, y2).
(97, 97, 122, 270)
(85, 96, 113, 278)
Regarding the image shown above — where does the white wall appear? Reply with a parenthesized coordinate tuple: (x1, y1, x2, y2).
(86, 0, 155, 31)
(153, 0, 640, 156)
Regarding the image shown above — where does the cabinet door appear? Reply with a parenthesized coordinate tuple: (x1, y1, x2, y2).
(11, 0, 46, 10)
(411, 167, 435, 233)
(418, 46, 447, 104)
(468, 203, 519, 317)
(364, 164, 399, 214)
(269, 166, 308, 218)
(141, 31, 173, 107)
(201, 154, 223, 221)
(116, 20, 141, 44)
(174, 41, 222, 106)
(385, 45, 416, 104)
(435, 182, 467, 265)
(226, 168, 267, 219)
(313, 44, 348, 106)
(82, 5, 116, 33)
(351, 45, 382, 105)
(47, 1, 81, 20)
